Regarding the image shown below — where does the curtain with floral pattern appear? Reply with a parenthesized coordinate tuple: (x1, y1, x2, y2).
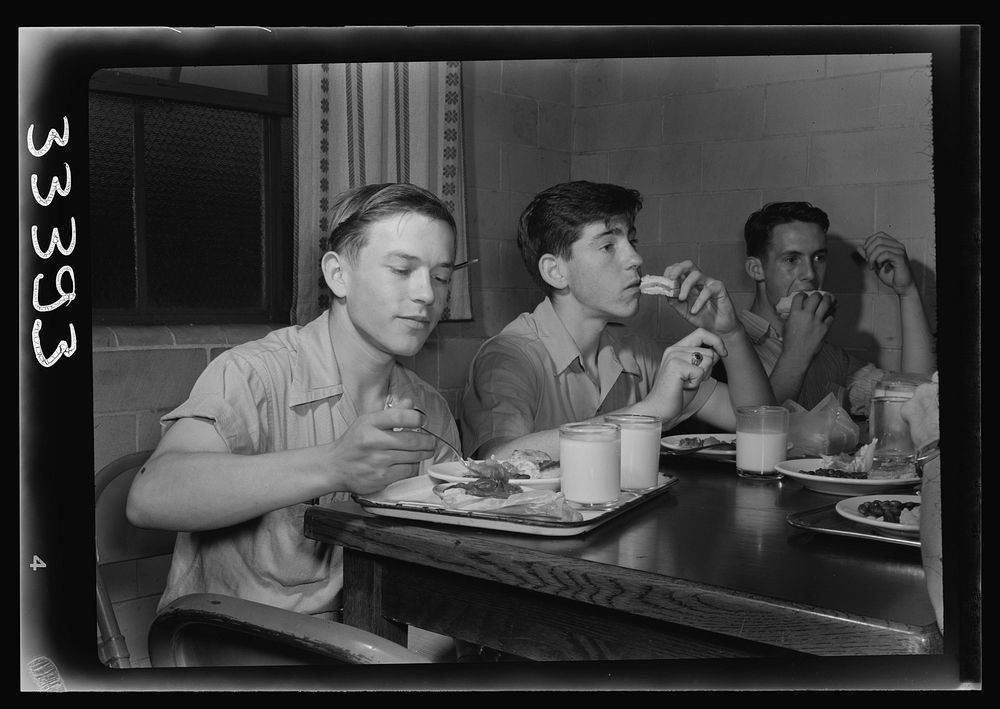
(291, 61, 471, 325)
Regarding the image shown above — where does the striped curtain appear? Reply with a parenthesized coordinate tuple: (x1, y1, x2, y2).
(291, 61, 471, 325)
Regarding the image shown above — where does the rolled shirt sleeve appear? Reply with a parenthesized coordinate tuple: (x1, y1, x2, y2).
(161, 350, 269, 455)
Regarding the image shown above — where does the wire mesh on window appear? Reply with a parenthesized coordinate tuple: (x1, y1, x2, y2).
(89, 93, 137, 309)
(143, 101, 266, 310)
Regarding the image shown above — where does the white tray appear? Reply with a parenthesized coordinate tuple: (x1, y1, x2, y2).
(354, 473, 679, 536)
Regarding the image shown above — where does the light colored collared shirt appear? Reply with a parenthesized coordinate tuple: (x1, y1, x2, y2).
(460, 298, 715, 456)
(157, 311, 459, 616)
(738, 309, 879, 416)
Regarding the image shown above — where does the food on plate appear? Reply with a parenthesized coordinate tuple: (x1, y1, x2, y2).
(804, 439, 919, 481)
(775, 290, 836, 319)
(445, 474, 525, 500)
(639, 274, 679, 298)
(857, 499, 920, 525)
(462, 449, 560, 481)
(676, 435, 735, 451)
(431, 459, 583, 521)
(804, 467, 870, 479)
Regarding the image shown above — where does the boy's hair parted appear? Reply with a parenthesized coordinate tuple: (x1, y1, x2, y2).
(323, 182, 457, 265)
(516, 181, 643, 296)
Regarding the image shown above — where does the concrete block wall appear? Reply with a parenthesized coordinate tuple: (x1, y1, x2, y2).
(92, 323, 277, 666)
(568, 54, 937, 370)
(428, 59, 577, 416)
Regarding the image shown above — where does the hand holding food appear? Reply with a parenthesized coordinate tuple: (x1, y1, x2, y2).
(775, 290, 836, 319)
(651, 261, 740, 335)
(778, 291, 834, 359)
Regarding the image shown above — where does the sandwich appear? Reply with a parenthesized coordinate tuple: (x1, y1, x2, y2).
(774, 290, 836, 319)
(639, 274, 680, 298)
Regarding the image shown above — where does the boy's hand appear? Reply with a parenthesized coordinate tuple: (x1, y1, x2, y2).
(327, 402, 436, 495)
(656, 328, 722, 391)
(662, 260, 740, 335)
(781, 291, 835, 361)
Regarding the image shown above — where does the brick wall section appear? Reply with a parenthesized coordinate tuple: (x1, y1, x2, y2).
(93, 323, 276, 666)
(570, 54, 937, 361)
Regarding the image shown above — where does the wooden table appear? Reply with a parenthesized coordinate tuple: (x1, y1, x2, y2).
(303, 458, 942, 661)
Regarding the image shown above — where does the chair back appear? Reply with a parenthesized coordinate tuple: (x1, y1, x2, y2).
(95, 450, 176, 565)
(95, 450, 176, 668)
(149, 593, 432, 666)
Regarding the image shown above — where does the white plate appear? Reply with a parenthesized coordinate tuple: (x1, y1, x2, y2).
(427, 461, 561, 491)
(835, 494, 921, 537)
(660, 433, 738, 459)
(774, 459, 921, 496)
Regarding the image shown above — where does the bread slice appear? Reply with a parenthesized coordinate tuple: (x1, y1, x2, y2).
(775, 290, 835, 318)
(639, 274, 679, 298)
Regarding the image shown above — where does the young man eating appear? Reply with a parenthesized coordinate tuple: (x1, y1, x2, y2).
(460, 180, 774, 462)
(741, 201, 936, 414)
(127, 183, 462, 654)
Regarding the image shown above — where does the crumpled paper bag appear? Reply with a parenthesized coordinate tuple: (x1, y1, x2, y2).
(785, 392, 859, 457)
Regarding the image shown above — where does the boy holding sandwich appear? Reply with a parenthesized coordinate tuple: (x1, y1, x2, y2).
(741, 201, 936, 414)
(460, 180, 774, 462)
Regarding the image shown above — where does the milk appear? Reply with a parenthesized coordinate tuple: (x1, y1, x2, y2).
(736, 431, 788, 475)
(620, 426, 661, 490)
(560, 425, 621, 505)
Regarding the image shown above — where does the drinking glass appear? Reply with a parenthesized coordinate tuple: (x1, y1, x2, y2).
(604, 414, 662, 492)
(559, 423, 621, 508)
(735, 406, 789, 479)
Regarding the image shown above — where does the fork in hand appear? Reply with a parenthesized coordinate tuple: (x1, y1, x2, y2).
(386, 398, 465, 461)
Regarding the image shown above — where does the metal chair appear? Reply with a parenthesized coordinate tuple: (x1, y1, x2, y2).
(97, 450, 432, 667)
(95, 450, 175, 669)
(148, 593, 431, 666)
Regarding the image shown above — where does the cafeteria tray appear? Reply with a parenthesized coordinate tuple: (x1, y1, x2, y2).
(786, 504, 921, 548)
(354, 473, 679, 536)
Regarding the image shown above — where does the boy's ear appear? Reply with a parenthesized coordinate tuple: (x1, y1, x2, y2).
(745, 256, 765, 283)
(321, 251, 350, 298)
(538, 253, 567, 290)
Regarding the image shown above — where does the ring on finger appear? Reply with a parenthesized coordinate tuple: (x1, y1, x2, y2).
(690, 352, 703, 366)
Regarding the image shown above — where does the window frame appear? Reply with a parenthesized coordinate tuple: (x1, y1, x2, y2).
(88, 65, 293, 326)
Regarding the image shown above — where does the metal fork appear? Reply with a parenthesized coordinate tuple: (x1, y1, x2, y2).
(386, 400, 465, 460)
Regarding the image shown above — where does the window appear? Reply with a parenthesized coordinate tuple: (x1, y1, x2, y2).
(89, 65, 293, 325)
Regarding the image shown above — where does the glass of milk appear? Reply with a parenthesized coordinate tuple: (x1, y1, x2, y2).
(559, 423, 622, 508)
(604, 414, 663, 492)
(735, 406, 789, 479)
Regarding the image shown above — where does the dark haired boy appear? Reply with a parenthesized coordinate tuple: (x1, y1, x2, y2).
(460, 180, 774, 461)
(741, 201, 935, 413)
